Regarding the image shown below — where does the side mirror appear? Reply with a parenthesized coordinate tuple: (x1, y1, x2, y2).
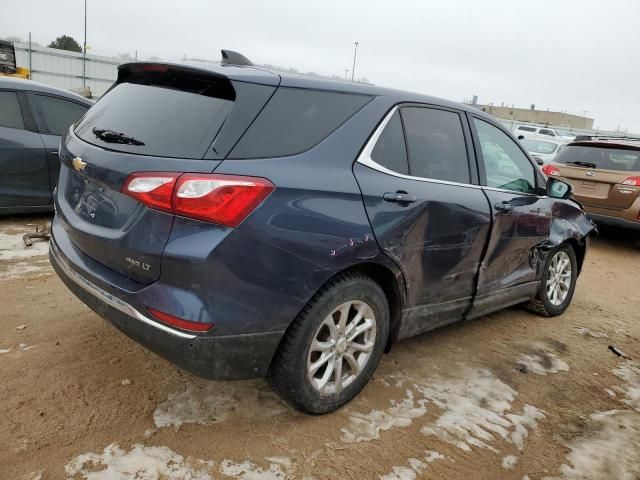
(533, 156, 544, 166)
(517, 135, 525, 140)
(547, 177, 572, 199)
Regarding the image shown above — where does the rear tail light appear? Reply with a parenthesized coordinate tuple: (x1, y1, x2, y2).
(148, 307, 214, 332)
(122, 172, 274, 227)
(122, 173, 179, 213)
(621, 176, 640, 186)
(541, 164, 560, 176)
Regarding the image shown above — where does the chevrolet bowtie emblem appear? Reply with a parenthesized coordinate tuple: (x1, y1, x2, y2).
(72, 157, 87, 172)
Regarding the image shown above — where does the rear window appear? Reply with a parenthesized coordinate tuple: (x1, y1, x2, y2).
(555, 145, 640, 171)
(0, 91, 24, 129)
(30, 94, 88, 136)
(517, 126, 536, 132)
(520, 138, 557, 154)
(229, 88, 371, 159)
(75, 75, 235, 159)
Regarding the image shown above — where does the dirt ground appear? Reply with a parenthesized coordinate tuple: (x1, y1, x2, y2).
(1, 215, 639, 480)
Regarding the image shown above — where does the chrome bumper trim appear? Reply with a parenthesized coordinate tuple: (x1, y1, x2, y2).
(50, 242, 196, 340)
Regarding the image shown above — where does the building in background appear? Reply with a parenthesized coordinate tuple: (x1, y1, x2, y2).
(13, 42, 118, 97)
(468, 101, 594, 130)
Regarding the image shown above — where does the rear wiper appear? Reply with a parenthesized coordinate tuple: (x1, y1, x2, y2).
(92, 127, 145, 146)
(565, 161, 597, 169)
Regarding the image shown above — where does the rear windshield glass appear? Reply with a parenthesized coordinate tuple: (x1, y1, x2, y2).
(555, 145, 640, 171)
(520, 138, 557, 154)
(75, 77, 234, 159)
(229, 87, 371, 159)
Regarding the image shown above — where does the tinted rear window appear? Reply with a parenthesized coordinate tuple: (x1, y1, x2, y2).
(229, 88, 371, 159)
(0, 91, 24, 129)
(555, 145, 640, 171)
(371, 111, 409, 175)
(75, 78, 234, 159)
(30, 94, 88, 136)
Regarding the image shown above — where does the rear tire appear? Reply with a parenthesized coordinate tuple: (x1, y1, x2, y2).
(268, 272, 389, 414)
(526, 244, 577, 317)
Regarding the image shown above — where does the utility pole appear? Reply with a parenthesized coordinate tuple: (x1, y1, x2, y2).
(28, 32, 32, 80)
(83, 0, 87, 87)
(350, 41, 359, 82)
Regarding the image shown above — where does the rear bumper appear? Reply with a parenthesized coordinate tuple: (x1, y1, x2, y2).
(49, 235, 284, 380)
(587, 213, 640, 231)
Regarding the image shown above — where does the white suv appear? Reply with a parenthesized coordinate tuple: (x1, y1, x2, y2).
(515, 125, 575, 142)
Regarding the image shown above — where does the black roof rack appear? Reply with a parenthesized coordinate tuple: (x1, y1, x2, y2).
(220, 50, 253, 67)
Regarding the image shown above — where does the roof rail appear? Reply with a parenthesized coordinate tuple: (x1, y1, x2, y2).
(220, 50, 253, 67)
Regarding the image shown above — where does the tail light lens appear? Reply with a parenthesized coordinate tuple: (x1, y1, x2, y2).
(621, 176, 640, 186)
(122, 173, 179, 213)
(541, 164, 560, 176)
(174, 174, 274, 227)
(148, 307, 214, 332)
(122, 172, 274, 227)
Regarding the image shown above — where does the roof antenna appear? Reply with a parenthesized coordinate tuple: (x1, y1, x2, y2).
(220, 50, 253, 66)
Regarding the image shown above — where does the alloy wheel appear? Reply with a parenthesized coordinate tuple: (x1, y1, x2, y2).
(546, 250, 572, 306)
(307, 300, 377, 394)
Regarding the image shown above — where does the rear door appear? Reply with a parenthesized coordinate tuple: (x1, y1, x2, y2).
(354, 105, 492, 337)
(56, 64, 277, 284)
(0, 90, 50, 208)
(554, 144, 640, 211)
(28, 93, 90, 199)
(469, 116, 551, 312)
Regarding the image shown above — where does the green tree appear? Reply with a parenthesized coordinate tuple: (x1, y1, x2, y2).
(48, 35, 82, 53)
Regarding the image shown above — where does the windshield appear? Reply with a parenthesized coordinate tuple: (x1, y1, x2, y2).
(554, 128, 574, 137)
(520, 139, 558, 154)
(75, 79, 234, 159)
(555, 145, 640, 171)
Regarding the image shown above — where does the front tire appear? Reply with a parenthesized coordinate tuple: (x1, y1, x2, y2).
(526, 244, 577, 317)
(268, 272, 389, 414)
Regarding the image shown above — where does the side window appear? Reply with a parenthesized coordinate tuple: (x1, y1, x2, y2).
(0, 91, 25, 130)
(473, 118, 537, 194)
(400, 107, 470, 183)
(30, 94, 88, 136)
(518, 126, 536, 132)
(370, 111, 409, 174)
(230, 88, 371, 159)
(539, 129, 555, 137)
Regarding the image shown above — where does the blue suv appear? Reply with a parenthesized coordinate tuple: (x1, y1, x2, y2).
(50, 51, 594, 413)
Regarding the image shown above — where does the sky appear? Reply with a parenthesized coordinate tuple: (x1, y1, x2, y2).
(3, 0, 640, 132)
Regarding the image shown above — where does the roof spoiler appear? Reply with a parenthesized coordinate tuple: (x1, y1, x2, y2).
(220, 50, 253, 67)
(574, 135, 640, 142)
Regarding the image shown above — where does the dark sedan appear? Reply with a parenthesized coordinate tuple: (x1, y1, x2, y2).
(0, 77, 92, 214)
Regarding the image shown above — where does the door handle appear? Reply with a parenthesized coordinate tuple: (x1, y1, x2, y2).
(49, 151, 59, 156)
(494, 201, 514, 212)
(383, 191, 417, 203)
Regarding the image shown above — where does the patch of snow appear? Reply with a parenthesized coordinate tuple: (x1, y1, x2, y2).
(379, 466, 416, 480)
(0, 262, 49, 280)
(605, 388, 616, 398)
(153, 382, 287, 429)
(502, 455, 518, 469)
(612, 361, 640, 412)
(379, 451, 444, 480)
(340, 390, 427, 443)
(547, 410, 640, 480)
(575, 327, 608, 338)
(19, 343, 36, 352)
(0, 348, 10, 354)
(220, 459, 288, 480)
(517, 349, 569, 375)
(65, 443, 214, 479)
(507, 404, 546, 450)
(415, 368, 545, 453)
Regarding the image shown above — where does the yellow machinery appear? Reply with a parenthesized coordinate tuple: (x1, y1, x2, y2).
(0, 40, 30, 79)
(1, 66, 30, 79)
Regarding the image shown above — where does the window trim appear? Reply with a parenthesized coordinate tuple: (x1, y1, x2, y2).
(357, 104, 479, 189)
(468, 113, 543, 196)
